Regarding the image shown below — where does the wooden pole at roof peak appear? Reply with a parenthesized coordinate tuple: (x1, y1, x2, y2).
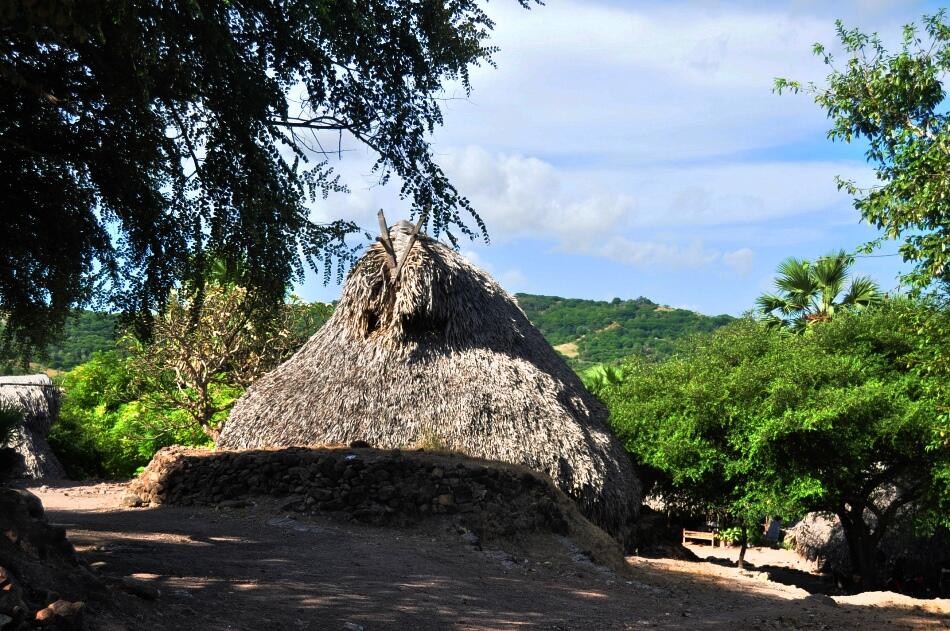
(393, 214, 425, 284)
(376, 209, 397, 275)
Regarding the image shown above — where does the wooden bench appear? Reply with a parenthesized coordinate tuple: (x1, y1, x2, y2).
(682, 529, 723, 547)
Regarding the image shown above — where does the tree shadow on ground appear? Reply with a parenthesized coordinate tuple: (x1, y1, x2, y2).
(32, 490, 950, 631)
(700, 554, 832, 594)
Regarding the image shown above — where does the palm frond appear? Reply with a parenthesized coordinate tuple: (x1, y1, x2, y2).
(761, 314, 787, 329)
(812, 250, 851, 306)
(790, 315, 810, 332)
(774, 257, 817, 296)
(755, 293, 787, 314)
(842, 276, 882, 308)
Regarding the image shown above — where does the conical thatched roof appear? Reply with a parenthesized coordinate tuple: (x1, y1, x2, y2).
(220, 220, 641, 541)
(0, 374, 64, 479)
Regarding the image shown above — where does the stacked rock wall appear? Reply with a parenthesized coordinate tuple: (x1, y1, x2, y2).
(128, 447, 573, 538)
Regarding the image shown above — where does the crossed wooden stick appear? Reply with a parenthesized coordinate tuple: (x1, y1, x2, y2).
(377, 209, 424, 284)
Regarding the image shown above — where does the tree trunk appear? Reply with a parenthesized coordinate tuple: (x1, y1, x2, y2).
(202, 423, 220, 443)
(837, 510, 882, 589)
(737, 525, 748, 570)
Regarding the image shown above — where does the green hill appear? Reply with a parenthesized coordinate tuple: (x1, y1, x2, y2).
(0, 311, 119, 374)
(40, 311, 120, 372)
(515, 293, 734, 367)
(7, 293, 732, 374)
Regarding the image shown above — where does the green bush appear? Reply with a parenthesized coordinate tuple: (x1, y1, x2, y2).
(49, 351, 223, 478)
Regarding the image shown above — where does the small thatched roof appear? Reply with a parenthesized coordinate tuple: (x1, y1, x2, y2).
(220, 219, 642, 541)
(787, 502, 950, 578)
(0, 374, 64, 479)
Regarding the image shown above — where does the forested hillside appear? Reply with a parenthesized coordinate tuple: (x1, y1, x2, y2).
(515, 294, 733, 366)
(44, 311, 120, 371)
(0, 311, 120, 374)
(4, 294, 731, 374)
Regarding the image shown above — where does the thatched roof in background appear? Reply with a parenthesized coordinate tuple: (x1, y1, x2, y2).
(0, 374, 64, 478)
(220, 220, 642, 541)
(787, 506, 950, 578)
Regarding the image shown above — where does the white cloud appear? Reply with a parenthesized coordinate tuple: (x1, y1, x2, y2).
(579, 237, 720, 269)
(293, 0, 917, 309)
(498, 268, 529, 291)
(626, 161, 873, 228)
(723, 247, 756, 275)
(435, 0, 842, 163)
(440, 146, 636, 241)
(435, 145, 869, 269)
(460, 249, 485, 268)
(462, 249, 527, 291)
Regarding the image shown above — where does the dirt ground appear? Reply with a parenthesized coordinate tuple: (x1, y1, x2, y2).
(21, 480, 950, 631)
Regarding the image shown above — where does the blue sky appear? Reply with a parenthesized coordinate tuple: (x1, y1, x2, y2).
(297, 0, 941, 316)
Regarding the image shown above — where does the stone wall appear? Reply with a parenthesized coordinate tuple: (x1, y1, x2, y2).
(128, 446, 573, 538)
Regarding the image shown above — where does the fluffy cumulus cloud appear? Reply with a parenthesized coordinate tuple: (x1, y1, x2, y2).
(437, 145, 870, 269)
(439, 146, 635, 241)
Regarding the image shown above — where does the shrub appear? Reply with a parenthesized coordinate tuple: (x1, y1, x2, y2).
(49, 351, 218, 478)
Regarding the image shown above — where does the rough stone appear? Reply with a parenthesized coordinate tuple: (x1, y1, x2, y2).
(127, 446, 576, 540)
(118, 577, 160, 601)
(35, 599, 84, 628)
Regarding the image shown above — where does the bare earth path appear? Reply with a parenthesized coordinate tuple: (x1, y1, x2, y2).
(24, 481, 950, 631)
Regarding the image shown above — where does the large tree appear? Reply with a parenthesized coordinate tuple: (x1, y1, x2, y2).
(776, 12, 950, 295)
(603, 305, 949, 587)
(0, 0, 533, 358)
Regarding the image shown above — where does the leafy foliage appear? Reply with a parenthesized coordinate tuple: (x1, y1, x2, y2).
(776, 12, 950, 294)
(49, 351, 212, 478)
(602, 305, 949, 584)
(128, 282, 328, 439)
(48, 285, 332, 476)
(1, 0, 536, 359)
(0, 311, 120, 374)
(515, 294, 733, 366)
(2, 299, 332, 375)
(41, 311, 119, 371)
(756, 250, 881, 330)
(579, 364, 626, 400)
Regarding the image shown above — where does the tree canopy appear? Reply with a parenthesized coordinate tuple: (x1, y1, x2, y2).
(1, 0, 534, 358)
(602, 304, 949, 585)
(776, 12, 950, 294)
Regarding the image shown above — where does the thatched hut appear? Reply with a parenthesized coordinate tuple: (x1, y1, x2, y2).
(220, 219, 641, 541)
(0, 374, 64, 479)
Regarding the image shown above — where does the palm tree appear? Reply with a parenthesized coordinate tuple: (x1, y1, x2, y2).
(580, 363, 626, 399)
(756, 250, 882, 331)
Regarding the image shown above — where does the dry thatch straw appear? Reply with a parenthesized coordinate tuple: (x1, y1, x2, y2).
(0, 374, 64, 478)
(220, 220, 642, 542)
